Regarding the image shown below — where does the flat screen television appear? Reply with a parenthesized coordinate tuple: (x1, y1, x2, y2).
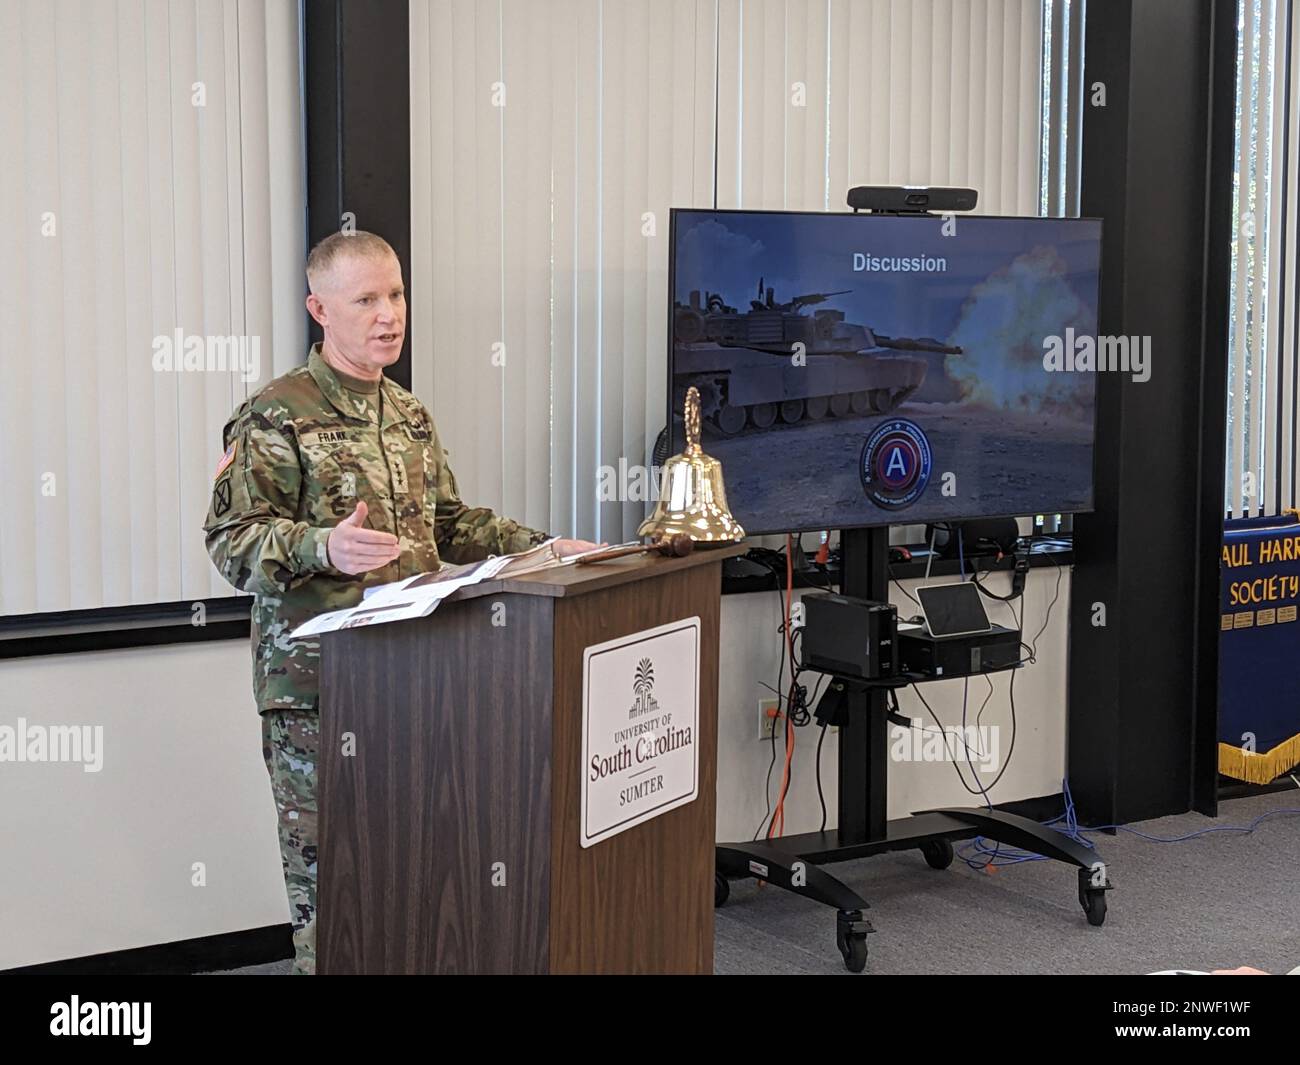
(667, 208, 1104, 535)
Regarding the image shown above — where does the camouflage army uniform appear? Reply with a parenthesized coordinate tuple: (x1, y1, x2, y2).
(204, 343, 547, 974)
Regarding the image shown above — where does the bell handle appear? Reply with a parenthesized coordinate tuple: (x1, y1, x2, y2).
(684, 386, 702, 455)
(575, 534, 694, 564)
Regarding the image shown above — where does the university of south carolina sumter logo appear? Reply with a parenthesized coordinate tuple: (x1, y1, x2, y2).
(630, 657, 660, 719)
(860, 418, 933, 511)
(582, 618, 701, 848)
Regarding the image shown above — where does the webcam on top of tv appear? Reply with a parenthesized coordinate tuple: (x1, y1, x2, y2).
(846, 185, 978, 215)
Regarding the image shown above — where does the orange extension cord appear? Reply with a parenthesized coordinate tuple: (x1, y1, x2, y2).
(767, 535, 798, 841)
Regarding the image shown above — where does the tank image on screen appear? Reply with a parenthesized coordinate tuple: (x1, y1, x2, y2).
(668, 210, 1103, 534)
(673, 279, 962, 432)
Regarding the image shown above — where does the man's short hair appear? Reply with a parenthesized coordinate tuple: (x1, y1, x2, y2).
(306, 231, 397, 293)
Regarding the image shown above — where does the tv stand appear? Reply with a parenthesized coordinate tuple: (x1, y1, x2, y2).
(713, 527, 1112, 973)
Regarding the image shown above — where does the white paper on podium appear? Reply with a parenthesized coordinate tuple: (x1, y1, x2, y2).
(289, 539, 563, 640)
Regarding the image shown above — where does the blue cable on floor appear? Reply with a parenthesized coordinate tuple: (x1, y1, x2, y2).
(957, 778, 1300, 869)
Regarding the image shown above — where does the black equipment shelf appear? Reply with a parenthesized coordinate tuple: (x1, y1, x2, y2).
(720, 537, 1072, 596)
(829, 659, 1025, 692)
(713, 527, 1111, 974)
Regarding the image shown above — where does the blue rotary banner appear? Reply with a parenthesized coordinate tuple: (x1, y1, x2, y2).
(1219, 515, 1300, 783)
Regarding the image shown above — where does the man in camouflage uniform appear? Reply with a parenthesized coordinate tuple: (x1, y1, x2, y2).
(204, 231, 593, 974)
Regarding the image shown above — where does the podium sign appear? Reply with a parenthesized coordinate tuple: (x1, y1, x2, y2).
(581, 617, 701, 847)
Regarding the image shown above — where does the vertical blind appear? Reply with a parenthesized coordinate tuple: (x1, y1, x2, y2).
(410, 0, 1049, 544)
(0, 0, 306, 616)
(1226, 0, 1297, 517)
(715, 0, 1042, 215)
(410, 0, 717, 542)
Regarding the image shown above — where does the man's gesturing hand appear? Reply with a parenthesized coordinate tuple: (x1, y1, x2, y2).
(552, 538, 604, 559)
(326, 501, 400, 574)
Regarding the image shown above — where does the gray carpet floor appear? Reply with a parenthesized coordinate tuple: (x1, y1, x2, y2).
(715, 791, 1300, 975)
(210, 790, 1300, 975)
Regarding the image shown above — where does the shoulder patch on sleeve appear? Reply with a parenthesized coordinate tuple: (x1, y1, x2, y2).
(212, 474, 233, 517)
(214, 439, 237, 479)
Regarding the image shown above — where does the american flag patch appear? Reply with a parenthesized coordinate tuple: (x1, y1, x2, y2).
(214, 440, 237, 478)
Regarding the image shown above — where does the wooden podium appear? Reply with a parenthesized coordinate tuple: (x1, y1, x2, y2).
(316, 546, 741, 974)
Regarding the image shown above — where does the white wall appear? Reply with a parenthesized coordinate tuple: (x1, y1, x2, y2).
(716, 565, 1070, 841)
(0, 640, 286, 971)
(0, 564, 1069, 969)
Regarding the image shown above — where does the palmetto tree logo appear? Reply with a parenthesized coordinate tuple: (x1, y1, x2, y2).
(630, 656, 659, 719)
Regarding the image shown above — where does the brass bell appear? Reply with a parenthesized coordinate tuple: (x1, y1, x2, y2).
(638, 386, 746, 544)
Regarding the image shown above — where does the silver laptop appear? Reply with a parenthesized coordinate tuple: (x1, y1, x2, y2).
(916, 581, 993, 638)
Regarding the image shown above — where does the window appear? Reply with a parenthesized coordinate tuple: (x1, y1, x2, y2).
(1225, 0, 1296, 517)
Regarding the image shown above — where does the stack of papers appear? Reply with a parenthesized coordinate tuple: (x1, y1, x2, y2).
(289, 537, 589, 639)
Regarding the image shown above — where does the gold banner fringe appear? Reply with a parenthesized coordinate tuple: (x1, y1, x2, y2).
(1218, 734, 1300, 784)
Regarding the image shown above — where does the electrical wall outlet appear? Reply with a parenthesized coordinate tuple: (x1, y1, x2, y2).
(758, 698, 782, 741)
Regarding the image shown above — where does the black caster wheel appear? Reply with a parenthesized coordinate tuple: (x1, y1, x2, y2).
(840, 935, 868, 973)
(836, 909, 871, 973)
(1080, 888, 1107, 926)
(920, 839, 954, 870)
(714, 872, 730, 909)
(1077, 866, 1110, 926)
